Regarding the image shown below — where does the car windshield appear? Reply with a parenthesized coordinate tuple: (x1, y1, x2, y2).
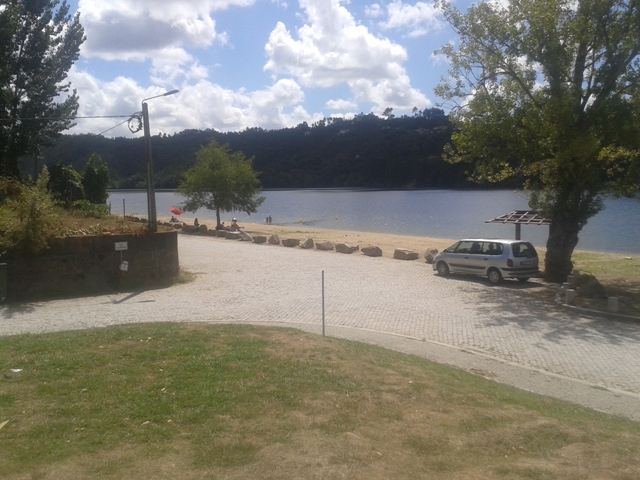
(445, 242, 460, 252)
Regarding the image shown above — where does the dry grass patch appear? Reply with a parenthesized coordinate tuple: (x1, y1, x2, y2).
(1, 323, 640, 479)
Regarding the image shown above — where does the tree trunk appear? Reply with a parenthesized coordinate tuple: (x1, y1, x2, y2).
(216, 208, 221, 228)
(544, 218, 580, 283)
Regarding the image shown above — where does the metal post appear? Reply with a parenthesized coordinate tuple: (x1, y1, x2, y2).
(322, 270, 325, 337)
(142, 102, 157, 232)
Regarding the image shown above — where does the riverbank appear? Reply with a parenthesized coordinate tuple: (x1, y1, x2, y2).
(164, 217, 454, 260)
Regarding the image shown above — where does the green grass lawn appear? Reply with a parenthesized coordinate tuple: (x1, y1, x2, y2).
(1, 323, 639, 479)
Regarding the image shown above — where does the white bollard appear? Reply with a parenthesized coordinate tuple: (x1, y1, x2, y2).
(562, 282, 570, 292)
(565, 289, 577, 306)
(567, 275, 575, 287)
(608, 297, 619, 313)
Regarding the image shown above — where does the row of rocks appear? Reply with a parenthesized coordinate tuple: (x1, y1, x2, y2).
(178, 223, 440, 263)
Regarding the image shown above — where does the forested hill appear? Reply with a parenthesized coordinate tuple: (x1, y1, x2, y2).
(38, 109, 491, 190)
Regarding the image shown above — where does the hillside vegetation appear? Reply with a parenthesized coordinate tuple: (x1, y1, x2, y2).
(33, 110, 516, 190)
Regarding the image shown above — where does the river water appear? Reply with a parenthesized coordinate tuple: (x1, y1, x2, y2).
(107, 189, 640, 254)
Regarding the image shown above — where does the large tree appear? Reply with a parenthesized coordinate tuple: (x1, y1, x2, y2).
(178, 141, 265, 227)
(0, 0, 85, 179)
(435, 0, 640, 282)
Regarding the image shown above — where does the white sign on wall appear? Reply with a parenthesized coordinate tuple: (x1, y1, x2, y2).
(115, 242, 128, 251)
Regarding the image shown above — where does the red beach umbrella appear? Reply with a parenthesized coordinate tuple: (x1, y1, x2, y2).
(170, 206, 183, 215)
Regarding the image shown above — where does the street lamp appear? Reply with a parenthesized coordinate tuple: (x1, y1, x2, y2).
(142, 89, 179, 232)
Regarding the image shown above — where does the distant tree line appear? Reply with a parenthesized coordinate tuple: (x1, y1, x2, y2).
(30, 108, 520, 190)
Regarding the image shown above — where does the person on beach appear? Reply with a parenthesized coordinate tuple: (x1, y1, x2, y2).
(216, 222, 226, 230)
(194, 218, 199, 227)
(230, 218, 241, 231)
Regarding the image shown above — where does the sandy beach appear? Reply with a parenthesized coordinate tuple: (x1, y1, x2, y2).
(163, 216, 455, 260)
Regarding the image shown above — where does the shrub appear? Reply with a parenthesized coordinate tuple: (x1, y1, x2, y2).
(72, 199, 110, 218)
(0, 169, 63, 257)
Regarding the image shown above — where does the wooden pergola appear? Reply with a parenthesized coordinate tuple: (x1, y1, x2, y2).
(485, 210, 551, 240)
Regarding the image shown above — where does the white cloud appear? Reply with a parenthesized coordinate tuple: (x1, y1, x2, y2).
(67, 67, 319, 136)
(375, 1, 444, 38)
(351, 75, 430, 112)
(263, 0, 427, 112)
(264, 0, 408, 87)
(364, 4, 383, 18)
(325, 98, 358, 110)
(78, 0, 251, 63)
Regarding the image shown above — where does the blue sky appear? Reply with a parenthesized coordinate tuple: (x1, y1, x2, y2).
(65, 0, 467, 137)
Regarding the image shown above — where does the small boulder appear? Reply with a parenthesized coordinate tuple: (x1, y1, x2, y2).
(225, 231, 240, 240)
(172, 223, 182, 230)
(238, 231, 253, 242)
(268, 234, 280, 245)
(424, 248, 439, 264)
(361, 246, 382, 257)
(182, 224, 197, 233)
(300, 238, 314, 249)
(198, 224, 208, 234)
(316, 241, 334, 251)
(206, 228, 218, 236)
(336, 243, 359, 254)
(253, 235, 267, 244)
(282, 238, 301, 247)
(394, 249, 419, 260)
(216, 230, 227, 237)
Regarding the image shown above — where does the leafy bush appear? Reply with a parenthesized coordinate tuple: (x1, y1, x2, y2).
(72, 199, 110, 218)
(0, 170, 63, 257)
(82, 154, 110, 204)
(47, 163, 85, 207)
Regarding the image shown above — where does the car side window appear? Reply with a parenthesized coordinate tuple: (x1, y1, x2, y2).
(454, 241, 474, 254)
(483, 242, 503, 255)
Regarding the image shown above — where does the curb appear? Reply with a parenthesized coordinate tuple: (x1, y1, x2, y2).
(555, 293, 640, 323)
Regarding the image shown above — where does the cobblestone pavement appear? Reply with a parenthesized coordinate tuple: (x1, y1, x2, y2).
(3, 234, 640, 420)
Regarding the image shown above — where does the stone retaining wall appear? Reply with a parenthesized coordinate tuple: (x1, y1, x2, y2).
(5, 231, 179, 301)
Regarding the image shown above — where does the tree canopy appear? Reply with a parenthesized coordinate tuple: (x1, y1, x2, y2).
(47, 161, 83, 207)
(177, 141, 265, 227)
(39, 110, 464, 190)
(82, 154, 109, 204)
(435, 0, 640, 281)
(0, 0, 85, 179)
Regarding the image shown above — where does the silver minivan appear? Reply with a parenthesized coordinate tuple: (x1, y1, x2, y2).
(432, 239, 539, 284)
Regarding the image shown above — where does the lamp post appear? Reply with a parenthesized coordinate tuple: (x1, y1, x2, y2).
(142, 89, 179, 232)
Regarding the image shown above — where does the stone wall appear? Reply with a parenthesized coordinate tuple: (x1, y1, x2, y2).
(5, 231, 179, 301)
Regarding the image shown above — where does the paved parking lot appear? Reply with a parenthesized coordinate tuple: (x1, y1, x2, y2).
(3, 234, 640, 420)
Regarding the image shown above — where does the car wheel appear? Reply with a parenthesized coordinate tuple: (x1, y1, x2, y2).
(488, 268, 502, 285)
(517, 277, 530, 283)
(437, 261, 450, 277)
